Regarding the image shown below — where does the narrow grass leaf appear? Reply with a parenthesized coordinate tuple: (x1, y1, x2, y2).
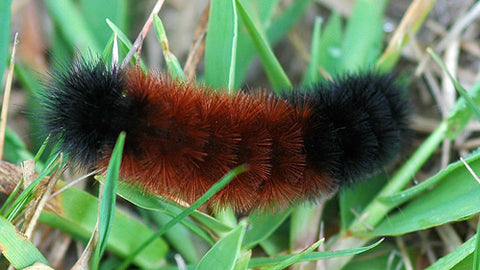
(5, 153, 61, 221)
(0, 216, 49, 268)
(248, 239, 383, 268)
(340, 174, 388, 230)
(205, 0, 238, 90)
(233, 250, 251, 270)
(80, 0, 127, 47)
(364, 152, 480, 236)
(233, 0, 310, 88)
(149, 211, 201, 263)
(377, 0, 435, 71)
(445, 78, 480, 139)
(101, 177, 233, 235)
(92, 132, 124, 268)
(425, 235, 476, 270)
(118, 165, 247, 270)
(244, 207, 292, 249)
(235, 0, 291, 92)
(340, 0, 387, 71)
(428, 48, 480, 121)
(106, 19, 147, 70)
(152, 14, 186, 80)
(0, 0, 11, 83)
(265, 239, 323, 270)
(3, 127, 35, 165)
(39, 181, 168, 269)
(378, 152, 480, 206)
(316, 13, 343, 77)
(195, 221, 247, 270)
(44, 0, 100, 53)
(0, 176, 22, 215)
(302, 17, 323, 85)
(475, 220, 480, 270)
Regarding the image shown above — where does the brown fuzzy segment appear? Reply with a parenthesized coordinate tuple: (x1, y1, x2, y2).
(99, 69, 313, 213)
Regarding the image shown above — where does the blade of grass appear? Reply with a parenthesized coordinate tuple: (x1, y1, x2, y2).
(0, 216, 50, 268)
(340, 0, 388, 71)
(40, 180, 168, 269)
(425, 235, 476, 270)
(98, 176, 233, 235)
(302, 17, 323, 85)
(204, 0, 238, 91)
(233, 0, 311, 88)
(152, 14, 186, 80)
(117, 165, 248, 270)
(475, 219, 480, 270)
(44, 0, 101, 53)
(0, 0, 11, 83)
(235, 0, 291, 92)
(428, 47, 480, 121)
(0, 33, 18, 161)
(80, 0, 127, 47)
(195, 221, 247, 270)
(244, 207, 292, 249)
(248, 239, 383, 268)
(106, 19, 147, 70)
(377, 0, 435, 71)
(265, 239, 323, 270)
(91, 132, 124, 269)
(377, 152, 480, 206)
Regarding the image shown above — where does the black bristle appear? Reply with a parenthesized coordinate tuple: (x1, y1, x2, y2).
(39, 58, 138, 166)
(285, 71, 410, 185)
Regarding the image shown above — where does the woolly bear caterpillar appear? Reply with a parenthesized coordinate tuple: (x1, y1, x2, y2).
(39, 59, 410, 213)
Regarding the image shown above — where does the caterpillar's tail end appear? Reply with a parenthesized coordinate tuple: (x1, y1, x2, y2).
(38, 58, 138, 167)
(302, 71, 411, 186)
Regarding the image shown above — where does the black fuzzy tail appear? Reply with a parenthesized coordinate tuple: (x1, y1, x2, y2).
(286, 72, 410, 185)
(39, 59, 139, 166)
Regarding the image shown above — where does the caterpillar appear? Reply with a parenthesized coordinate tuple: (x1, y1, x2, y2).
(39, 58, 410, 213)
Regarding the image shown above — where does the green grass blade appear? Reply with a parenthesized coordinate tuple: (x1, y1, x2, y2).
(91, 132, 124, 269)
(235, 0, 291, 92)
(248, 239, 383, 268)
(428, 48, 480, 121)
(378, 152, 480, 207)
(316, 12, 343, 77)
(118, 165, 247, 270)
(265, 239, 323, 270)
(425, 235, 476, 270)
(234, 250, 251, 270)
(152, 14, 186, 80)
(364, 153, 480, 236)
(0, 216, 50, 268)
(44, 0, 101, 53)
(40, 181, 168, 269)
(195, 221, 247, 270)
(233, 0, 311, 88)
(340, 0, 388, 71)
(5, 153, 61, 221)
(80, 0, 127, 47)
(302, 17, 323, 85)
(99, 176, 233, 235)
(377, 0, 435, 71)
(148, 211, 202, 263)
(105, 19, 147, 70)
(475, 219, 480, 270)
(244, 208, 292, 249)
(0, 0, 11, 83)
(205, 0, 238, 90)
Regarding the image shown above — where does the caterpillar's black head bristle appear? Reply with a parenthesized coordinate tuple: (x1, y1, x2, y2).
(39, 58, 138, 166)
(287, 71, 411, 185)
